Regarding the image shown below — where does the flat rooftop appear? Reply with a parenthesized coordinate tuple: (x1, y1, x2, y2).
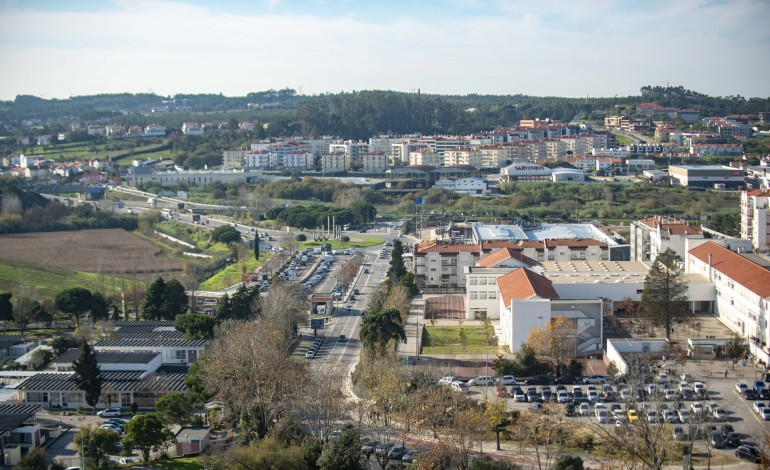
(541, 260, 711, 285)
(472, 223, 618, 245)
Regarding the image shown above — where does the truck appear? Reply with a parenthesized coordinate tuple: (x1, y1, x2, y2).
(147, 197, 157, 207)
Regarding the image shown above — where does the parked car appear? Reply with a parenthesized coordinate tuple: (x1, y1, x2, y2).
(438, 376, 458, 385)
(754, 379, 767, 392)
(677, 410, 692, 423)
(673, 426, 686, 440)
(744, 389, 758, 400)
(736, 445, 765, 463)
(557, 391, 571, 403)
(305, 350, 316, 359)
(388, 444, 409, 460)
(710, 430, 725, 449)
(468, 376, 495, 386)
(497, 375, 517, 385)
(761, 407, 770, 421)
(646, 410, 659, 423)
(583, 375, 608, 384)
(627, 409, 639, 423)
(451, 381, 470, 393)
(664, 410, 679, 424)
(375, 442, 396, 456)
(713, 407, 728, 420)
(495, 386, 509, 398)
(735, 381, 749, 394)
(578, 403, 592, 416)
(753, 401, 767, 414)
(522, 376, 553, 385)
(96, 408, 122, 418)
(553, 375, 578, 385)
(725, 432, 742, 447)
(338, 335, 347, 342)
(657, 373, 670, 385)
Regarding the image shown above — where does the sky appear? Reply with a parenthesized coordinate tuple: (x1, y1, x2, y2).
(0, 0, 769, 101)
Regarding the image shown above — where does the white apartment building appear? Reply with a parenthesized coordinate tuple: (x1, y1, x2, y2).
(361, 152, 389, 173)
(442, 148, 484, 168)
(329, 141, 369, 159)
(244, 151, 271, 168)
(391, 141, 428, 165)
(321, 153, 351, 172)
(281, 151, 314, 171)
(629, 216, 703, 262)
(690, 144, 743, 157)
(687, 241, 770, 363)
(741, 190, 770, 250)
(423, 137, 471, 154)
(409, 149, 443, 167)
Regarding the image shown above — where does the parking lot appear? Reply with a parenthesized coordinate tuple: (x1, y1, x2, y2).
(448, 358, 770, 462)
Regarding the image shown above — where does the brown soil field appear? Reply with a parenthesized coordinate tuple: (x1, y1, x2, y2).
(0, 229, 185, 276)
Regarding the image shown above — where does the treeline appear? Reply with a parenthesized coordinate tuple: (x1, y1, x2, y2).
(4, 86, 768, 141)
(0, 179, 137, 234)
(265, 202, 375, 230)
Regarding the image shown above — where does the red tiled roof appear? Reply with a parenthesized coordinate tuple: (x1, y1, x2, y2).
(497, 268, 560, 306)
(747, 189, 770, 198)
(476, 247, 537, 268)
(416, 241, 481, 255)
(688, 242, 770, 298)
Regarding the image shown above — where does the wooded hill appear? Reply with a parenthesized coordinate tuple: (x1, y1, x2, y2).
(2, 86, 768, 140)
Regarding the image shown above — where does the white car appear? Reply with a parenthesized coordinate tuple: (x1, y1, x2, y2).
(735, 381, 748, 394)
(587, 390, 600, 402)
(691, 402, 704, 416)
(438, 376, 458, 385)
(468, 376, 495, 386)
(677, 410, 692, 423)
(713, 407, 727, 420)
(657, 373, 670, 385)
(557, 391, 570, 403)
(753, 401, 766, 414)
(647, 410, 659, 423)
(497, 375, 517, 385)
(96, 408, 122, 418)
(513, 389, 527, 402)
(578, 403, 592, 416)
(451, 381, 469, 393)
(596, 409, 610, 423)
(119, 458, 134, 465)
(761, 408, 770, 421)
(664, 389, 677, 400)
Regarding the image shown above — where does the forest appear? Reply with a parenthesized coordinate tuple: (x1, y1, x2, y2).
(2, 86, 768, 141)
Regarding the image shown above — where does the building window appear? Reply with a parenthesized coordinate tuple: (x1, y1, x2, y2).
(470, 293, 478, 300)
(469, 278, 478, 285)
(489, 292, 497, 299)
(175, 350, 186, 361)
(479, 278, 487, 285)
(479, 293, 487, 300)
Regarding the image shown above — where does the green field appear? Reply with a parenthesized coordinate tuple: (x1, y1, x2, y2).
(199, 255, 262, 291)
(144, 457, 204, 470)
(0, 259, 138, 296)
(300, 236, 383, 250)
(421, 326, 502, 355)
(33, 140, 168, 162)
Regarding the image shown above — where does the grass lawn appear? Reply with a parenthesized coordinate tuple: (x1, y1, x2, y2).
(148, 457, 204, 470)
(421, 326, 501, 355)
(199, 255, 262, 291)
(300, 236, 383, 250)
(0, 259, 137, 296)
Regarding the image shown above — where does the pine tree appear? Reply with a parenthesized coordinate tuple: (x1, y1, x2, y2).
(254, 230, 260, 260)
(386, 239, 407, 281)
(73, 341, 103, 412)
(639, 248, 690, 340)
(141, 277, 166, 320)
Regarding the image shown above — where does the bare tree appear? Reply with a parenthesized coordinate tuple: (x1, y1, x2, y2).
(260, 283, 306, 337)
(296, 368, 352, 443)
(202, 322, 305, 440)
(509, 404, 574, 470)
(527, 316, 576, 375)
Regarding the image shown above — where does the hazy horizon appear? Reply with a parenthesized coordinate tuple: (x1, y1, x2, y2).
(1, 0, 769, 101)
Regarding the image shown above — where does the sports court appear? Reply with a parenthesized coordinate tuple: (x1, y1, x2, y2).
(424, 295, 465, 320)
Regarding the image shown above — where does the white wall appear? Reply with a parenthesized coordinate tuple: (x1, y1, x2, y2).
(508, 299, 552, 352)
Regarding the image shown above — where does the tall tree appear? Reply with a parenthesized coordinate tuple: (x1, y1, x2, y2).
(253, 230, 260, 260)
(161, 279, 188, 320)
(0, 293, 12, 327)
(73, 425, 119, 470)
(55, 287, 94, 326)
(154, 392, 193, 425)
(359, 308, 407, 355)
(141, 277, 166, 320)
(527, 316, 576, 376)
(317, 424, 361, 470)
(72, 341, 103, 412)
(16, 447, 55, 470)
(174, 314, 216, 340)
(386, 239, 407, 281)
(89, 291, 110, 322)
(638, 248, 690, 340)
(122, 413, 173, 463)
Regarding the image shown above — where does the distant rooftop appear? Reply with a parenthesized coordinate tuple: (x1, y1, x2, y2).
(472, 223, 617, 245)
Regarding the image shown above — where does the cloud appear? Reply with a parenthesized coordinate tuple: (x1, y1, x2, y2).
(0, 0, 767, 100)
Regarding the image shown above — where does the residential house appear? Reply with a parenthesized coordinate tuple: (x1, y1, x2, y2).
(175, 427, 211, 457)
(181, 123, 204, 136)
